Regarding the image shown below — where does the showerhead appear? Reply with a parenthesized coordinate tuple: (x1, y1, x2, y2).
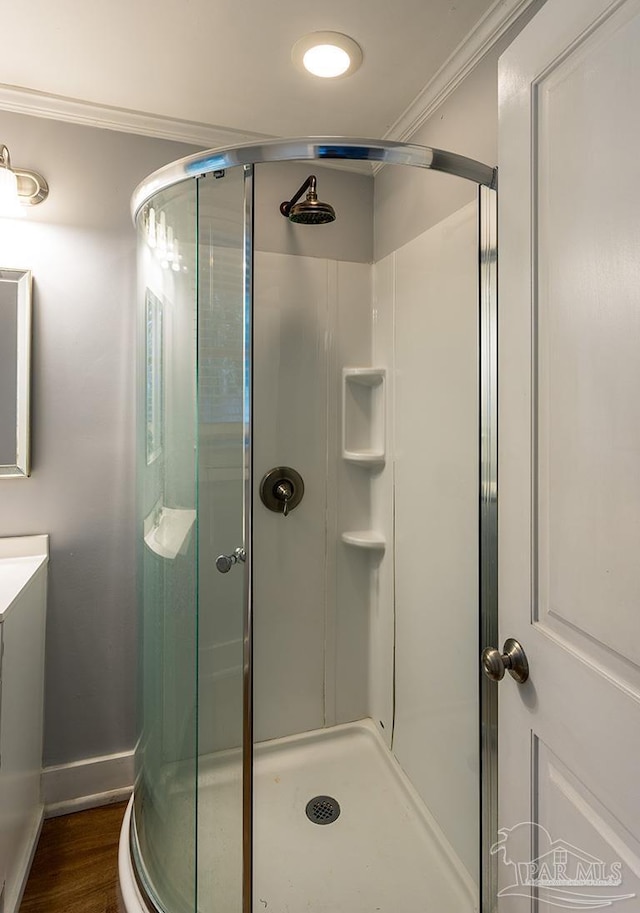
(280, 175, 336, 225)
(289, 196, 336, 224)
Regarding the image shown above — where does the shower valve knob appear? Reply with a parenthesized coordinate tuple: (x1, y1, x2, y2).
(275, 481, 293, 516)
(215, 547, 246, 574)
(259, 467, 304, 517)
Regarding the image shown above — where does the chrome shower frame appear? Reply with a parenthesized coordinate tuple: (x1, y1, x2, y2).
(131, 138, 496, 220)
(479, 183, 498, 913)
(130, 137, 499, 913)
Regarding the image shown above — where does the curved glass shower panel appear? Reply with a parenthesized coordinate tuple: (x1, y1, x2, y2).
(125, 138, 498, 913)
(196, 166, 249, 913)
(134, 179, 199, 913)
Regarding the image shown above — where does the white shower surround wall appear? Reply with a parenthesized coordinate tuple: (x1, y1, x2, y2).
(196, 249, 378, 756)
(374, 201, 479, 882)
(253, 250, 377, 741)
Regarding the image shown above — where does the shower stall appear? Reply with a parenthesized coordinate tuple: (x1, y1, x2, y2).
(118, 138, 498, 913)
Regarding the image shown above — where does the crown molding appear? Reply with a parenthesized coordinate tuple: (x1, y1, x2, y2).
(378, 0, 538, 157)
(0, 83, 271, 149)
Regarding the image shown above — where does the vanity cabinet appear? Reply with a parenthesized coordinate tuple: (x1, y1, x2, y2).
(0, 535, 48, 913)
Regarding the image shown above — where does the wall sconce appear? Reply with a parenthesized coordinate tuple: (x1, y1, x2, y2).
(0, 144, 49, 216)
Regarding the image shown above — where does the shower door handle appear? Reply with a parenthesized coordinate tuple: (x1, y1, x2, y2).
(215, 547, 246, 574)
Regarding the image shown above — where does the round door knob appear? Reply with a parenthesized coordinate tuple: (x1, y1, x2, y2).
(481, 638, 529, 684)
(482, 647, 506, 681)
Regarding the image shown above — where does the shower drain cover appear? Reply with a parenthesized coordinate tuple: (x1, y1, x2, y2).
(305, 795, 341, 825)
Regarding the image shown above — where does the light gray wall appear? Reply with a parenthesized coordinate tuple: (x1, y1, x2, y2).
(0, 109, 199, 766)
(373, 0, 547, 260)
(255, 162, 373, 263)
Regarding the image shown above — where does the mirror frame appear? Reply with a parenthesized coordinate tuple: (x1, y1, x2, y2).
(0, 268, 32, 478)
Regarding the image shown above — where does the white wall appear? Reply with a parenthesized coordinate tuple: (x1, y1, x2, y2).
(252, 251, 372, 743)
(253, 164, 381, 739)
(330, 261, 379, 730)
(375, 203, 480, 884)
(253, 250, 330, 739)
(0, 110, 199, 766)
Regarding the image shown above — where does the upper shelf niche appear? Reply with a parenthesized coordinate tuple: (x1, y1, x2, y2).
(342, 368, 386, 466)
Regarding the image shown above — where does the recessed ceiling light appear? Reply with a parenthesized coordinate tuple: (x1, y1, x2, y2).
(292, 32, 363, 79)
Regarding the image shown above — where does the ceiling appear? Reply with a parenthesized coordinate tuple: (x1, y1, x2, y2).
(0, 0, 503, 142)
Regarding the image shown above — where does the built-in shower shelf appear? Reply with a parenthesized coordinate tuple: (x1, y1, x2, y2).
(343, 449, 385, 465)
(343, 367, 385, 386)
(342, 367, 386, 465)
(341, 530, 386, 551)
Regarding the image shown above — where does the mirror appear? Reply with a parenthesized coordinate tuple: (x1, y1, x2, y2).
(0, 269, 32, 478)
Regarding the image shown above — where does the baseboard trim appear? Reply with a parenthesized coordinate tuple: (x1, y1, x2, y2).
(43, 749, 134, 818)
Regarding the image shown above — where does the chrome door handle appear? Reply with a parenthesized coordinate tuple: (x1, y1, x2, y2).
(481, 638, 529, 683)
(215, 547, 246, 574)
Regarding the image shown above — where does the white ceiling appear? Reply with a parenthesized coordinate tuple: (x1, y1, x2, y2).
(0, 0, 504, 141)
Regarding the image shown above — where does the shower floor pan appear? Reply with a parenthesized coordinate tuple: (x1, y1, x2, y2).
(199, 719, 476, 913)
(119, 720, 476, 913)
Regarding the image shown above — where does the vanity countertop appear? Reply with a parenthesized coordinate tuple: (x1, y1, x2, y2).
(0, 535, 49, 623)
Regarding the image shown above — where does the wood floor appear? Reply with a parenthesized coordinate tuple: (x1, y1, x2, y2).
(19, 802, 128, 913)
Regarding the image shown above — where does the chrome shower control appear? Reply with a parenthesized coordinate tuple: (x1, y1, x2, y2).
(481, 638, 529, 684)
(215, 547, 246, 574)
(260, 467, 304, 517)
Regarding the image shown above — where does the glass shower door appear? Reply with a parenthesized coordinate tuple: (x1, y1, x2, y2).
(133, 164, 251, 913)
(196, 164, 252, 913)
(134, 178, 199, 913)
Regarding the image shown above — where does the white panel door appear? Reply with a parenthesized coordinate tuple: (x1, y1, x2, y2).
(498, 1, 640, 910)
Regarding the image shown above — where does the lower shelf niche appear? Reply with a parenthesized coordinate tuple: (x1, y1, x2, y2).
(341, 530, 386, 552)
